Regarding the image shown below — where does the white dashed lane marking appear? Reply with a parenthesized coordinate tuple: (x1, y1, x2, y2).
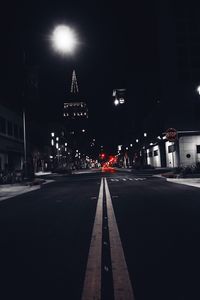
(110, 177, 146, 182)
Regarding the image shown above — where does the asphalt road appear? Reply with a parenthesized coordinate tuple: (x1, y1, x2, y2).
(0, 169, 200, 300)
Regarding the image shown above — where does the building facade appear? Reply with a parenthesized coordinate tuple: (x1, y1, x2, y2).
(146, 131, 200, 168)
(0, 104, 24, 171)
(63, 102, 88, 120)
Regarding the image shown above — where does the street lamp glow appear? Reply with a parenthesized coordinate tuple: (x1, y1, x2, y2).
(197, 86, 200, 95)
(114, 99, 120, 106)
(51, 25, 77, 54)
(144, 132, 147, 137)
(136, 139, 139, 143)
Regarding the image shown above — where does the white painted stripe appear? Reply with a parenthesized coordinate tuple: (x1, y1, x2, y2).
(81, 178, 103, 300)
(122, 178, 127, 181)
(128, 178, 133, 181)
(104, 178, 135, 300)
(111, 179, 119, 182)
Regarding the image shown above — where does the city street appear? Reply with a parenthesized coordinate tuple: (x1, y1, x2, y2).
(0, 169, 200, 300)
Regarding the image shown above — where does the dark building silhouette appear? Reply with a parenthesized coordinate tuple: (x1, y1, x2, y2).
(158, 0, 200, 131)
(0, 104, 24, 171)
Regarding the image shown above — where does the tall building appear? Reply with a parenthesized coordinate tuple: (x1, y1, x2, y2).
(63, 70, 88, 123)
(63, 102, 88, 120)
(0, 104, 24, 171)
(63, 70, 90, 156)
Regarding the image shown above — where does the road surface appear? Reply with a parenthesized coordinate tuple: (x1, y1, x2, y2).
(0, 169, 200, 300)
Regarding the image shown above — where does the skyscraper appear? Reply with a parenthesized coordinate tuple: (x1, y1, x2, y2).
(63, 70, 88, 123)
(63, 70, 90, 157)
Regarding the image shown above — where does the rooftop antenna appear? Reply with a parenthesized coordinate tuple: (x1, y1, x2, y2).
(70, 70, 79, 94)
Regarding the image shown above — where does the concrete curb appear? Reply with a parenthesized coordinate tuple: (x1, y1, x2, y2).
(166, 178, 200, 189)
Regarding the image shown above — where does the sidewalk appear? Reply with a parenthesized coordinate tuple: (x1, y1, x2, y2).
(167, 178, 200, 189)
(113, 167, 132, 173)
(0, 179, 54, 202)
(35, 171, 52, 176)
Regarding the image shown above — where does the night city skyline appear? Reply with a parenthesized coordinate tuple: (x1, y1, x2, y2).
(0, 0, 161, 152)
(2, 2, 200, 300)
(1, 0, 200, 152)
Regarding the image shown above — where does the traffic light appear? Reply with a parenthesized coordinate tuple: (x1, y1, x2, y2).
(100, 153, 105, 159)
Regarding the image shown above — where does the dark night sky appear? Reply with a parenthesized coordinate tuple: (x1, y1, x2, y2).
(1, 0, 197, 151)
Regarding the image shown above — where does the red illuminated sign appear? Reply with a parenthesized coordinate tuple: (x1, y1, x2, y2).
(166, 128, 177, 142)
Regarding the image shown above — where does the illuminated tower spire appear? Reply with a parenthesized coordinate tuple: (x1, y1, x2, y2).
(70, 70, 79, 94)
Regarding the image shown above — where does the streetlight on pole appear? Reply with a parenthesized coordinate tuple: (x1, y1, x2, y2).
(51, 25, 78, 55)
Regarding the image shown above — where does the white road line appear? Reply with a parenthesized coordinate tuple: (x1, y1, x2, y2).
(111, 179, 119, 182)
(122, 178, 127, 181)
(81, 178, 103, 300)
(104, 178, 135, 300)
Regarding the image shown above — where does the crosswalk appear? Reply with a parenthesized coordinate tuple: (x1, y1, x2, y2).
(110, 177, 146, 182)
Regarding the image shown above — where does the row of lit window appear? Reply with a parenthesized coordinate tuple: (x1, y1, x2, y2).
(64, 103, 85, 108)
(0, 116, 23, 140)
(63, 112, 88, 117)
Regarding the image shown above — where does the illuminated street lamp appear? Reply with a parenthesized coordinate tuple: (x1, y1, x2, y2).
(114, 99, 120, 106)
(51, 25, 78, 55)
(197, 85, 200, 95)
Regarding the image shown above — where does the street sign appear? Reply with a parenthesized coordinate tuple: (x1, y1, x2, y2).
(165, 128, 177, 142)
